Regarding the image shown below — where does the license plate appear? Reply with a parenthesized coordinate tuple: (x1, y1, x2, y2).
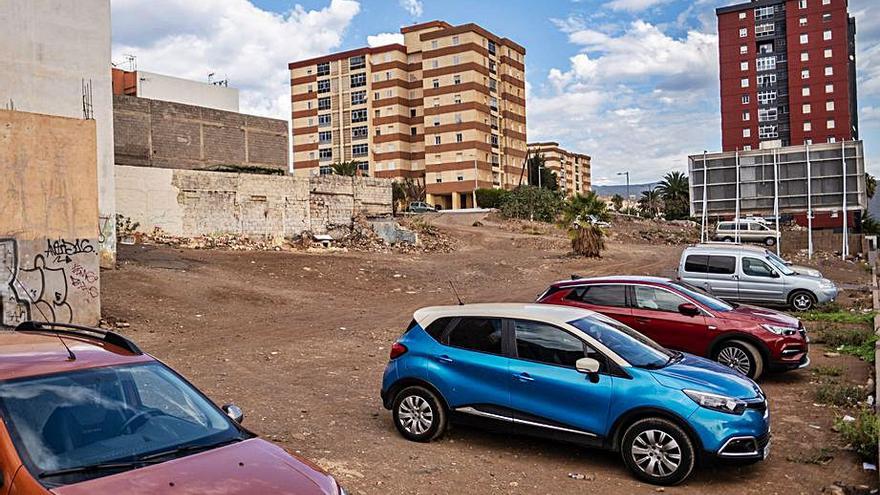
(763, 440, 771, 459)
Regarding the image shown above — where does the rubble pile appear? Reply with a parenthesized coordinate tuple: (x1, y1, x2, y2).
(135, 228, 290, 251)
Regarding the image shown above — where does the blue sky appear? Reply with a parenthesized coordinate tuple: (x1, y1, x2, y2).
(111, 0, 879, 184)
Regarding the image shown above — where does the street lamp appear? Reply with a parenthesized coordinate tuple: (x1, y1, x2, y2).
(617, 171, 630, 204)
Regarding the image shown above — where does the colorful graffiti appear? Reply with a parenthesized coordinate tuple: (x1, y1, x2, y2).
(0, 238, 97, 327)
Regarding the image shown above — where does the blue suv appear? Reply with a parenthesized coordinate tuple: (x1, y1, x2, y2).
(380, 303, 770, 485)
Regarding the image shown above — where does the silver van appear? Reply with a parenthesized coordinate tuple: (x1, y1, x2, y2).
(696, 242, 823, 278)
(677, 244, 837, 311)
(714, 220, 780, 246)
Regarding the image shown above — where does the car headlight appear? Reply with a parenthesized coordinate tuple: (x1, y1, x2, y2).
(683, 389, 746, 415)
(761, 324, 799, 336)
(819, 278, 835, 288)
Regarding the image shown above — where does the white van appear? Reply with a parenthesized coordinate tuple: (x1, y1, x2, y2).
(714, 220, 780, 246)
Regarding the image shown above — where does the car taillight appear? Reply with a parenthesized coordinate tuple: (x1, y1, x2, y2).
(390, 342, 408, 359)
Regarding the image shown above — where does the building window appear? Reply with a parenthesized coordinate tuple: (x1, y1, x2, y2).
(803, 103, 812, 114)
(317, 97, 330, 110)
(828, 137, 836, 143)
(758, 108, 778, 122)
(756, 57, 775, 71)
(316, 62, 330, 76)
(755, 23, 775, 36)
(352, 144, 368, 156)
(823, 30, 832, 40)
(823, 13, 832, 22)
(739, 28, 748, 38)
(452, 35, 460, 45)
(822, 0, 830, 4)
(799, 17, 807, 27)
(740, 61, 749, 71)
(826, 100, 835, 111)
(351, 109, 367, 123)
(802, 86, 811, 96)
(742, 111, 750, 121)
(759, 125, 779, 139)
(452, 55, 461, 65)
(453, 74, 461, 84)
(454, 94, 462, 104)
(824, 48, 833, 58)
(488, 40, 496, 55)
(431, 60, 439, 69)
(758, 43, 773, 54)
(757, 73, 776, 86)
(319, 131, 332, 143)
(319, 148, 332, 160)
(350, 73, 366, 88)
(740, 45, 748, 54)
(432, 117, 440, 126)
(739, 12, 747, 19)
(742, 95, 750, 104)
(801, 69, 810, 79)
(318, 114, 332, 127)
(801, 52, 809, 61)
(741, 78, 750, 88)
(804, 121, 812, 131)
(799, 0, 807, 8)
(743, 145, 752, 151)
(754, 6, 774, 19)
(743, 128, 751, 138)
(317, 79, 330, 93)
(349, 55, 365, 70)
(757, 90, 777, 104)
(826, 83, 834, 93)
(351, 90, 366, 105)
(824, 66, 833, 76)
(827, 119, 836, 129)
(410, 127, 417, 136)
(800, 34, 808, 44)
(434, 136, 441, 145)
(385, 71, 392, 80)
(352, 126, 368, 139)
(431, 40, 438, 49)
(456, 133, 463, 143)
(454, 113, 462, 124)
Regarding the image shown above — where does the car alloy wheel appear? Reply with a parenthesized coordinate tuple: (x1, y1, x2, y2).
(791, 292, 814, 311)
(717, 346, 752, 375)
(631, 429, 682, 478)
(398, 395, 434, 436)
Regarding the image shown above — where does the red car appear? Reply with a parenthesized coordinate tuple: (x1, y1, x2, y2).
(537, 276, 808, 379)
(0, 321, 347, 495)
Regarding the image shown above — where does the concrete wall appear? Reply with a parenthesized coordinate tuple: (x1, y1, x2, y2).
(1, 110, 101, 327)
(780, 231, 867, 255)
(137, 71, 240, 113)
(0, 0, 115, 267)
(115, 166, 392, 238)
(114, 95, 288, 173)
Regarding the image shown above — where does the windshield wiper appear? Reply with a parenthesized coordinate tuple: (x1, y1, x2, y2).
(665, 350, 684, 367)
(39, 460, 150, 479)
(137, 437, 243, 462)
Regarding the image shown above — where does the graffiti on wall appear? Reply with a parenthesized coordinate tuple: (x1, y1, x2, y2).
(0, 237, 98, 327)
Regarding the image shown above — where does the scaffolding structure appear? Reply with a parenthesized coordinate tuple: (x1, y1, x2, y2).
(688, 141, 866, 259)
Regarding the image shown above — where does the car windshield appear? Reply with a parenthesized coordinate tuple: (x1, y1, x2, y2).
(669, 281, 734, 312)
(0, 362, 245, 487)
(764, 252, 795, 275)
(569, 315, 673, 369)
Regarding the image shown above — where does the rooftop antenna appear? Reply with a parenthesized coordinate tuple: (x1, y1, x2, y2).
(3, 265, 76, 361)
(123, 54, 137, 71)
(448, 281, 464, 305)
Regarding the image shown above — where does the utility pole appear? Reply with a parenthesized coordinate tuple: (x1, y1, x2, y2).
(617, 171, 630, 208)
(473, 158, 478, 208)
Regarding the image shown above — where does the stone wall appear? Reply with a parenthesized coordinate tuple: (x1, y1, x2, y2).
(0, 110, 101, 327)
(116, 166, 392, 239)
(113, 95, 288, 173)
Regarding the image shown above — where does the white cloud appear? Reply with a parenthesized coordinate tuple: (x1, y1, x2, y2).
(399, 0, 423, 17)
(605, 0, 670, 13)
(111, 0, 361, 119)
(530, 18, 720, 184)
(367, 32, 404, 47)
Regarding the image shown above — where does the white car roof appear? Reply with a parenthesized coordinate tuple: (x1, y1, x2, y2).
(413, 303, 596, 328)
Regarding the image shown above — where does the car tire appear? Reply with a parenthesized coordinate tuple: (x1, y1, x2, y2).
(789, 290, 816, 312)
(392, 386, 447, 442)
(721, 237, 734, 243)
(621, 417, 696, 486)
(713, 340, 764, 379)
(764, 237, 776, 247)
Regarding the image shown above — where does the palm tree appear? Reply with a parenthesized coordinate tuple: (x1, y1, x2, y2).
(866, 173, 876, 199)
(657, 171, 690, 219)
(559, 191, 609, 257)
(331, 161, 359, 176)
(611, 194, 624, 212)
(638, 189, 663, 218)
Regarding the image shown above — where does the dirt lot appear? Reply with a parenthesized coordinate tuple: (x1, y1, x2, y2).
(102, 212, 877, 494)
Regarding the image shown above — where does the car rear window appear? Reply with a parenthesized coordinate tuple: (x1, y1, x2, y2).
(684, 254, 708, 273)
(565, 285, 626, 307)
(718, 222, 733, 230)
(707, 255, 736, 274)
(423, 317, 453, 340)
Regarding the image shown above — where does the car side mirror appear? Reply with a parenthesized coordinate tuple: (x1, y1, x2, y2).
(678, 303, 700, 317)
(770, 271, 780, 278)
(576, 357, 601, 375)
(222, 403, 244, 424)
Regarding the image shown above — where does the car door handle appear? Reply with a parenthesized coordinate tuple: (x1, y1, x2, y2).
(513, 372, 534, 382)
(435, 354, 454, 364)
(635, 317, 651, 324)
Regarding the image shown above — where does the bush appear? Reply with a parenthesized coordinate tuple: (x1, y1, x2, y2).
(814, 382, 863, 407)
(499, 186, 563, 223)
(815, 326, 875, 347)
(475, 188, 509, 209)
(835, 408, 880, 462)
(802, 308, 875, 325)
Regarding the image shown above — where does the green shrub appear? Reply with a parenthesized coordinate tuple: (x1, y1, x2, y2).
(802, 309, 875, 325)
(811, 365, 844, 379)
(839, 334, 878, 363)
(499, 186, 563, 223)
(835, 408, 880, 462)
(814, 382, 863, 407)
(815, 326, 875, 347)
(475, 188, 509, 209)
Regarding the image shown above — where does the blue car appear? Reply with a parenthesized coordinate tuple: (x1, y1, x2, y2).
(380, 303, 770, 485)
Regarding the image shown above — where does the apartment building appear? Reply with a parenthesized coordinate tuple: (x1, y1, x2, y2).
(717, 0, 857, 151)
(527, 142, 591, 196)
(289, 20, 527, 210)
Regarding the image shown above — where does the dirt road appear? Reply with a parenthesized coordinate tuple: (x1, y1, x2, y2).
(102, 213, 875, 494)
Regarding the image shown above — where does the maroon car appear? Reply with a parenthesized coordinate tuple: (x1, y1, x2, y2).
(537, 276, 808, 379)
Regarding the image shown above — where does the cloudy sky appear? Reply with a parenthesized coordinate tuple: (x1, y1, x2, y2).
(111, 0, 879, 185)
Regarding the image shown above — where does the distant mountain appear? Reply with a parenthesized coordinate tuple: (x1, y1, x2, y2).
(592, 182, 659, 199)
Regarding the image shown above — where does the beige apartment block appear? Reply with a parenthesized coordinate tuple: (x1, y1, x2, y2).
(289, 20, 527, 210)
(527, 142, 591, 197)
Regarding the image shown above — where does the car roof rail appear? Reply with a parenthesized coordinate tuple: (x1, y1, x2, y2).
(14, 321, 143, 355)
